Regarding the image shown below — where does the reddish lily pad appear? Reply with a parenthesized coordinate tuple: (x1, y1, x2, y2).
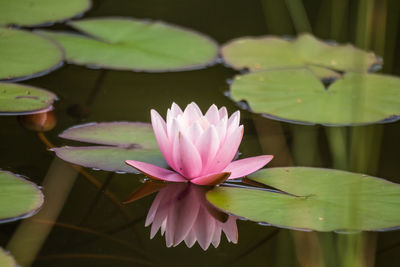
(59, 122, 157, 148)
(37, 17, 218, 72)
(55, 122, 167, 173)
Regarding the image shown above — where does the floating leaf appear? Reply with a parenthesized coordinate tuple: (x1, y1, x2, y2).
(0, 0, 91, 27)
(55, 122, 167, 173)
(230, 68, 400, 125)
(59, 122, 156, 148)
(37, 17, 218, 72)
(0, 82, 57, 115)
(0, 28, 63, 81)
(53, 146, 165, 173)
(0, 248, 16, 267)
(207, 167, 400, 232)
(222, 34, 380, 79)
(0, 170, 43, 223)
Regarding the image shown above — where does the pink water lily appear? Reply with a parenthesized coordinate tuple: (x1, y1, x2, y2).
(126, 102, 273, 185)
(146, 183, 238, 250)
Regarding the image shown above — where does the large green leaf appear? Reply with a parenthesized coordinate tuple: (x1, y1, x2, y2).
(207, 167, 400, 232)
(0, 170, 43, 223)
(230, 68, 400, 125)
(0, 248, 16, 267)
(37, 18, 218, 72)
(55, 122, 167, 173)
(0, 82, 57, 115)
(0, 0, 91, 27)
(0, 28, 63, 81)
(222, 34, 380, 79)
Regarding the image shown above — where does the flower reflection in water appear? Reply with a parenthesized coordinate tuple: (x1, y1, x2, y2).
(144, 182, 237, 250)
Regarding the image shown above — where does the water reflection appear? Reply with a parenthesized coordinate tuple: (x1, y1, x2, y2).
(143, 182, 238, 250)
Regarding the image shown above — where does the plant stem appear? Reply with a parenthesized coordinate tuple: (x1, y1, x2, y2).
(284, 0, 312, 33)
(325, 127, 348, 170)
(292, 125, 319, 166)
(355, 0, 375, 49)
(260, 0, 295, 34)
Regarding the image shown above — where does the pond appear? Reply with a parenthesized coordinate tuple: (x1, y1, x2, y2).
(1, 0, 400, 266)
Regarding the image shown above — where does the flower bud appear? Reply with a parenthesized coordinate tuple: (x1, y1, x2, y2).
(18, 111, 56, 132)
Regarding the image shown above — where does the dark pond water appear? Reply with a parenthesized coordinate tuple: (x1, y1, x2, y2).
(1, 0, 400, 266)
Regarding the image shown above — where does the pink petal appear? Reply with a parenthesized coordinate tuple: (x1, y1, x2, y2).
(189, 102, 203, 115)
(206, 125, 244, 174)
(195, 125, 220, 174)
(194, 207, 216, 250)
(166, 102, 183, 127)
(167, 118, 180, 142)
(145, 190, 165, 226)
(184, 229, 197, 248)
(150, 201, 170, 239)
(227, 111, 240, 136)
(191, 172, 231, 186)
(125, 160, 186, 182)
(160, 220, 167, 236)
(205, 104, 219, 125)
(186, 121, 203, 143)
(215, 116, 227, 143)
(176, 133, 203, 178)
(151, 110, 175, 169)
(219, 107, 228, 120)
(223, 155, 274, 179)
(183, 102, 202, 125)
(211, 223, 222, 248)
(171, 102, 183, 117)
(146, 184, 185, 226)
(167, 187, 200, 246)
(222, 216, 238, 243)
(149, 185, 183, 238)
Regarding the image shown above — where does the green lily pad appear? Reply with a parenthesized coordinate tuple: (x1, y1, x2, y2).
(0, 82, 57, 115)
(55, 122, 167, 173)
(37, 17, 218, 72)
(0, 170, 44, 223)
(0, 28, 63, 81)
(230, 68, 400, 125)
(0, 0, 91, 27)
(207, 167, 400, 232)
(0, 248, 16, 267)
(221, 34, 380, 79)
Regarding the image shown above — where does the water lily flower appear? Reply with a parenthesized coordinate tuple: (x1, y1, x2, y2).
(126, 102, 273, 185)
(146, 183, 238, 250)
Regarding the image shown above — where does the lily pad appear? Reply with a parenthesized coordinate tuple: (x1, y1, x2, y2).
(59, 122, 156, 148)
(0, 170, 44, 223)
(54, 122, 167, 173)
(207, 167, 400, 232)
(221, 33, 380, 79)
(230, 68, 400, 125)
(0, 248, 16, 267)
(0, 28, 63, 81)
(0, 0, 91, 27)
(37, 17, 218, 72)
(0, 82, 57, 115)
